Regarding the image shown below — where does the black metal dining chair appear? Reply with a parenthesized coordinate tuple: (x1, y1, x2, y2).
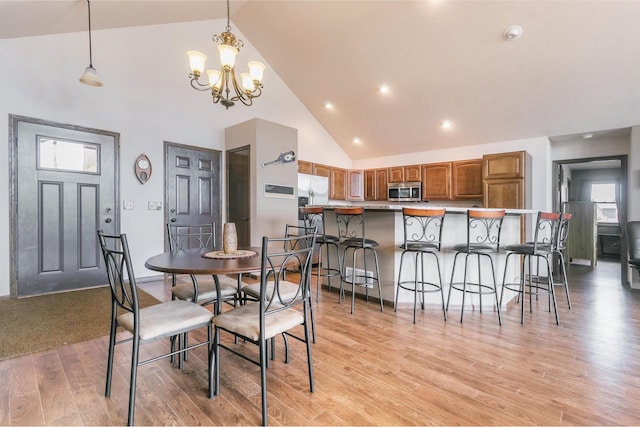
(209, 231, 316, 426)
(97, 231, 213, 426)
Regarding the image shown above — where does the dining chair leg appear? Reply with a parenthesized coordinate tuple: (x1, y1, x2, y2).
(105, 307, 117, 397)
(304, 305, 315, 393)
(127, 338, 140, 426)
(210, 327, 221, 397)
(260, 337, 268, 426)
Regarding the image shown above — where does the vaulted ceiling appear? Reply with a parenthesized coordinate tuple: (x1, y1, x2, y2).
(2, 1, 639, 160)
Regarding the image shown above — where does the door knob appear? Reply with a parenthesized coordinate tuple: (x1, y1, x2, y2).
(105, 218, 112, 224)
(242, 217, 249, 221)
(170, 218, 177, 223)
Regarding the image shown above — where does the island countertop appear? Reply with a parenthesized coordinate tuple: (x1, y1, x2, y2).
(315, 203, 537, 215)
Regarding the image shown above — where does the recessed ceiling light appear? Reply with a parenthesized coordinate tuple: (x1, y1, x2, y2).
(353, 137, 361, 144)
(503, 25, 523, 41)
(441, 119, 453, 129)
(379, 84, 390, 94)
(582, 133, 593, 139)
(324, 101, 334, 109)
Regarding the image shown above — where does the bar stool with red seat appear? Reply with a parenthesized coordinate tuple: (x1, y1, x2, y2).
(334, 206, 383, 314)
(395, 207, 447, 323)
(446, 209, 505, 325)
(500, 211, 561, 325)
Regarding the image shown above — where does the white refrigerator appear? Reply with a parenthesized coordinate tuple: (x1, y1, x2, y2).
(298, 173, 329, 206)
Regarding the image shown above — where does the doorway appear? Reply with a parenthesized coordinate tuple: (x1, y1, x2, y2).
(164, 142, 222, 249)
(9, 115, 120, 297)
(552, 155, 628, 283)
(226, 145, 250, 247)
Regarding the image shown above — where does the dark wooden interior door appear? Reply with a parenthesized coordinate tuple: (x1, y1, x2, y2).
(227, 146, 250, 247)
(165, 142, 222, 249)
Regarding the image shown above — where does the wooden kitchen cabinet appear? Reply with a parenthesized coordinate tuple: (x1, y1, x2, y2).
(388, 166, 405, 183)
(483, 178, 525, 209)
(347, 169, 364, 201)
(364, 169, 376, 201)
(330, 167, 347, 200)
(312, 163, 331, 177)
(452, 159, 483, 199)
(483, 151, 526, 179)
(298, 160, 312, 174)
(375, 168, 388, 201)
(404, 165, 421, 182)
(421, 162, 452, 200)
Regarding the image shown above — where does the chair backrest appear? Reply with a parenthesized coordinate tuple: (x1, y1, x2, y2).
(284, 224, 317, 251)
(402, 207, 446, 250)
(532, 211, 561, 251)
(334, 207, 366, 243)
(627, 221, 640, 260)
(300, 206, 327, 236)
(97, 231, 139, 316)
(555, 212, 572, 251)
(259, 230, 317, 315)
(465, 209, 506, 252)
(167, 222, 215, 251)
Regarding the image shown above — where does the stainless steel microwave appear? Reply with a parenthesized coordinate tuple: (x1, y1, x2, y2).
(388, 182, 422, 202)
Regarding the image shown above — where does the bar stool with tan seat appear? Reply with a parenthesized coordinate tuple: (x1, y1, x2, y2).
(300, 206, 342, 301)
(446, 209, 505, 325)
(395, 207, 447, 323)
(335, 206, 384, 314)
(500, 211, 561, 325)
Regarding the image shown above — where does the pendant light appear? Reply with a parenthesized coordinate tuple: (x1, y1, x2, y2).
(79, 0, 103, 87)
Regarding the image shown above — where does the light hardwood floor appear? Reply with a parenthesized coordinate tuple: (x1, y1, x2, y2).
(1, 260, 639, 425)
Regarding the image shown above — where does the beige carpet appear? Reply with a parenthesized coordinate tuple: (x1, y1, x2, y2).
(0, 286, 159, 360)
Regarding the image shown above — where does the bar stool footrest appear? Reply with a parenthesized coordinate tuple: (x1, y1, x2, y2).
(450, 282, 498, 295)
(398, 281, 443, 293)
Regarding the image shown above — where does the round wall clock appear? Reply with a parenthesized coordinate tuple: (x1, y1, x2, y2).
(135, 153, 152, 184)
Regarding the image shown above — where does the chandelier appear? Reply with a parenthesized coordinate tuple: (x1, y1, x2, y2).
(187, 0, 265, 109)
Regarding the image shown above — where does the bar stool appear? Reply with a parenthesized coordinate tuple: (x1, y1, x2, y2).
(395, 208, 447, 323)
(500, 211, 561, 325)
(553, 212, 572, 309)
(335, 207, 383, 314)
(300, 206, 342, 301)
(446, 209, 504, 325)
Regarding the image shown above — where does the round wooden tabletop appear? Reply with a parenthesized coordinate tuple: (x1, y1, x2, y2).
(144, 247, 262, 276)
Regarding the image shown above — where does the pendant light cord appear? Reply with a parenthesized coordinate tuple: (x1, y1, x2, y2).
(87, 0, 94, 67)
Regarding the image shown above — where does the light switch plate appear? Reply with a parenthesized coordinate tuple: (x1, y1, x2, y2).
(148, 201, 162, 210)
(123, 200, 135, 210)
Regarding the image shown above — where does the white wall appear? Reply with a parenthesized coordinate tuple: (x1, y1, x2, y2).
(630, 126, 640, 221)
(0, 20, 349, 296)
(353, 137, 552, 211)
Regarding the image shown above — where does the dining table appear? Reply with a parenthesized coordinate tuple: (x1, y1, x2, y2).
(144, 247, 264, 308)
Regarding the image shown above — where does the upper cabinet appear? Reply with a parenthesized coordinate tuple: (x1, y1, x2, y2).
(330, 167, 347, 200)
(404, 165, 421, 182)
(388, 166, 404, 183)
(375, 168, 388, 201)
(422, 162, 452, 200)
(347, 170, 364, 201)
(452, 159, 483, 199)
(364, 168, 388, 201)
(313, 163, 331, 177)
(388, 165, 420, 183)
(298, 160, 312, 174)
(364, 169, 376, 201)
(483, 151, 525, 179)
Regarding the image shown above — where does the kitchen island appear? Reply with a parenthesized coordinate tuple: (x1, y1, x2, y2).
(317, 204, 538, 310)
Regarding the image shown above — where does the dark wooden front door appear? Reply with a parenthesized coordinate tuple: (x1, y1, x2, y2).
(164, 142, 222, 249)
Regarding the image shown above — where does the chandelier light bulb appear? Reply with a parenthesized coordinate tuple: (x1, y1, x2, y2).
(206, 69, 221, 91)
(218, 44, 238, 69)
(248, 61, 265, 83)
(241, 73, 254, 92)
(187, 51, 207, 77)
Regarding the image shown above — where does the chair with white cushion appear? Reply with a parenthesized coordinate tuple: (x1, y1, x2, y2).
(98, 231, 213, 426)
(210, 231, 316, 426)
